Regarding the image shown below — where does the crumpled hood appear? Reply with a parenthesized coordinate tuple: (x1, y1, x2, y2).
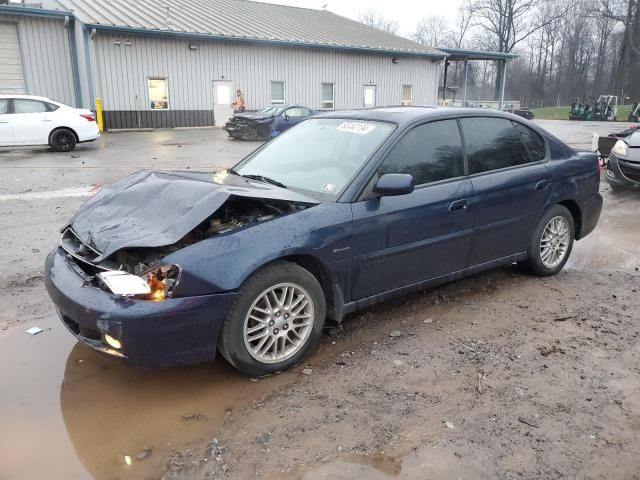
(66, 170, 318, 261)
(232, 112, 275, 121)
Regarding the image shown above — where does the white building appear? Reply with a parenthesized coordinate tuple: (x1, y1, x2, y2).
(1, 0, 446, 129)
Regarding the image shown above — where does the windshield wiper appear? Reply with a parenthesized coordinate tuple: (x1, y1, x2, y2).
(235, 173, 287, 189)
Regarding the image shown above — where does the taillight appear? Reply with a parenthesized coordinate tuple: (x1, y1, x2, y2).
(80, 114, 95, 122)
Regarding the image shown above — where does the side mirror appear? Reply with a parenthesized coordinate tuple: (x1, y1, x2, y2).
(373, 173, 414, 197)
(284, 114, 290, 121)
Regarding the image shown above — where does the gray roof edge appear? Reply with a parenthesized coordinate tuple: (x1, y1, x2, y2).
(0, 4, 71, 18)
(440, 47, 518, 60)
(83, 22, 448, 58)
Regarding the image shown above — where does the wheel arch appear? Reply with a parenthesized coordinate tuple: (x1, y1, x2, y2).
(557, 199, 582, 239)
(255, 254, 343, 323)
(49, 126, 79, 144)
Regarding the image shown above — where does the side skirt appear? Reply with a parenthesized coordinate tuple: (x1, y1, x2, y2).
(340, 252, 527, 319)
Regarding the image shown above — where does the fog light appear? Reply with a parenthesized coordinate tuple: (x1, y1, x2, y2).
(105, 334, 122, 350)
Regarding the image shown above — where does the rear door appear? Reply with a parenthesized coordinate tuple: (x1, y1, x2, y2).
(350, 119, 473, 299)
(11, 98, 57, 145)
(0, 98, 13, 144)
(461, 117, 551, 266)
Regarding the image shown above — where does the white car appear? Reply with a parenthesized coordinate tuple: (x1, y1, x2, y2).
(0, 95, 100, 152)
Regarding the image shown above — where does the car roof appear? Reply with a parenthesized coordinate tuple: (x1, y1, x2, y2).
(313, 106, 525, 127)
(0, 94, 52, 101)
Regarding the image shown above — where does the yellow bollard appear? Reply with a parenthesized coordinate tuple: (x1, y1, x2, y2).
(95, 97, 104, 132)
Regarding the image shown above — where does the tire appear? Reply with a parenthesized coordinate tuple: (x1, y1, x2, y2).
(49, 128, 77, 152)
(520, 205, 575, 277)
(218, 261, 326, 376)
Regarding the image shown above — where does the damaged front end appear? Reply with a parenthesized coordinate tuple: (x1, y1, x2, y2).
(61, 195, 311, 299)
(224, 115, 275, 140)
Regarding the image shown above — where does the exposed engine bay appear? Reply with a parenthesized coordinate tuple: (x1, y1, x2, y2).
(107, 197, 307, 274)
(63, 196, 308, 275)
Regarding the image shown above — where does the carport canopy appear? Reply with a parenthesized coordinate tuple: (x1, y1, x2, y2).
(438, 48, 518, 109)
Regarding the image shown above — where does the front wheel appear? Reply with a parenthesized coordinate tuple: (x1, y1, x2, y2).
(49, 128, 77, 152)
(219, 261, 326, 376)
(520, 205, 575, 277)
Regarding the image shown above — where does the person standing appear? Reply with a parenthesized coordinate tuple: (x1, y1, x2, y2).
(234, 89, 246, 112)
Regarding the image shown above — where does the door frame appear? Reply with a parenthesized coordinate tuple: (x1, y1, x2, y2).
(212, 79, 234, 126)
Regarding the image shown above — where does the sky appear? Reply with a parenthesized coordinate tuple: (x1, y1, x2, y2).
(257, 0, 461, 38)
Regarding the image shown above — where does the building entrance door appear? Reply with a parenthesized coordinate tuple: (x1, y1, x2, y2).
(213, 80, 234, 126)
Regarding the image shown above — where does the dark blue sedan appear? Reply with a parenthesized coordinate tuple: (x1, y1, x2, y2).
(223, 104, 314, 140)
(45, 107, 603, 376)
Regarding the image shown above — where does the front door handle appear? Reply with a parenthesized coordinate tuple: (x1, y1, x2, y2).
(449, 199, 467, 212)
(42, 119, 52, 122)
(535, 180, 551, 190)
(0, 120, 8, 124)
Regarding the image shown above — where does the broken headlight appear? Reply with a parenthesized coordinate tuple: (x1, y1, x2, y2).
(612, 140, 628, 158)
(97, 264, 181, 301)
(139, 265, 181, 301)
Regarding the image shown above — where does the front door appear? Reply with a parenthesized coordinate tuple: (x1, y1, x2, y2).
(460, 117, 552, 266)
(273, 107, 312, 136)
(213, 80, 234, 126)
(349, 119, 473, 300)
(0, 98, 13, 144)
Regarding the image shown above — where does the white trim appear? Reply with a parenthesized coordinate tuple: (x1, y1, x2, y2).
(270, 80, 286, 104)
(147, 76, 169, 110)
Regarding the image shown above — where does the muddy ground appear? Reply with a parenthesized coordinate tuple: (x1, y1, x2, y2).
(0, 121, 639, 480)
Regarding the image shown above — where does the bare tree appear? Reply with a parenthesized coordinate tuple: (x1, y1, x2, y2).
(358, 10, 400, 34)
(413, 16, 448, 46)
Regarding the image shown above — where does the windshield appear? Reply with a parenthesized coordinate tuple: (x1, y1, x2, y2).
(233, 118, 394, 199)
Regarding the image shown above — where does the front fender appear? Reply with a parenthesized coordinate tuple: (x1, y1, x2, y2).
(164, 203, 353, 296)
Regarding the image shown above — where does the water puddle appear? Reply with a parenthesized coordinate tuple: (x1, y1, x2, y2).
(0, 314, 291, 480)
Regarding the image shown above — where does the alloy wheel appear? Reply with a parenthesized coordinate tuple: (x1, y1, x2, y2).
(243, 283, 315, 364)
(540, 216, 570, 269)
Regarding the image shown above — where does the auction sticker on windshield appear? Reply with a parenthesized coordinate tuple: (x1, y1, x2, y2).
(337, 122, 376, 135)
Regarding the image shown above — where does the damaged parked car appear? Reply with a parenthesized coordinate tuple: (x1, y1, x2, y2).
(605, 130, 640, 190)
(45, 107, 602, 376)
(223, 104, 314, 140)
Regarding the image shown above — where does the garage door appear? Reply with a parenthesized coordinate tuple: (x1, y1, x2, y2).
(0, 22, 25, 94)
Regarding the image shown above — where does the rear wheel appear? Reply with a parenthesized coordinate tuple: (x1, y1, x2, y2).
(219, 261, 326, 376)
(49, 128, 77, 152)
(520, 205, 574, 277)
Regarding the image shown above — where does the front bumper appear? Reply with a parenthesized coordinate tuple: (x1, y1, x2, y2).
(44, 248, 237, 369)
(607, 154, 640, 187)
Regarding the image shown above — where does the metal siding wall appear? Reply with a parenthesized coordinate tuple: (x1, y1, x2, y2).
(5, 15, 76, 106)
(91, 32, 438, 123)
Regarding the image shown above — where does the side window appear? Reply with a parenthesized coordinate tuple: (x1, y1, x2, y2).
(284, 108, 309, 118)
(45, 102, 60, 112)
(379, 119, 464, 185)
(13, 99, 49, 114)
(0, 99, 9, 114)
(460, 117, 530, 174)
(513, 122, 546, 161)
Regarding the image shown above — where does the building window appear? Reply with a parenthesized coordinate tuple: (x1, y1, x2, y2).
(321, 83, 334, 109)
(271, 81, 285, 104)
(148, 78, 169, 110)
(364, 85, 376, 108)
(402, 85, 412, 106)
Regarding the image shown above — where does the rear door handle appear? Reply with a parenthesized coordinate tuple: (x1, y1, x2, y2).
(0, 121, 8, 124)
(449, 199, 467, 212)
(42, 119, 52, 122)
(535, 180, 551, 190)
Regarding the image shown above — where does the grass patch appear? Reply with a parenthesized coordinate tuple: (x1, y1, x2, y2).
(531, 105, 633, 121)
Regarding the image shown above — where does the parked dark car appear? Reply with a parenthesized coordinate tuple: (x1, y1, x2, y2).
(504, 106, 535, 120)
(605, 130, 640, 189)
(45, 107, 602, 376)
(223, 104, 314, 140)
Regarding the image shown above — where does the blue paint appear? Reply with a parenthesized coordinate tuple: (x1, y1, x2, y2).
(44, 108, 603, 370)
